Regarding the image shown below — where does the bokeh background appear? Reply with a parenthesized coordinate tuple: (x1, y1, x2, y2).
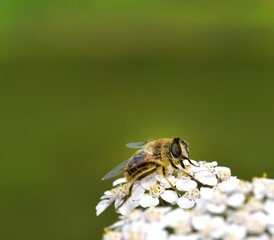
(1, 0, 274, 239)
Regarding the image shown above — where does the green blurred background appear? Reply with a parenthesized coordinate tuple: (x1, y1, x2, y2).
(1, 0, 274, 239)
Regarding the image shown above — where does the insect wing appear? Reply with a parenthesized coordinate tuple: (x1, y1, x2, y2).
(126, 141, 147, 149)
(101, 159, 130, 180)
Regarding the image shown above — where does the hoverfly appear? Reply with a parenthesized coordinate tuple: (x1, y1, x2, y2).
(102, 137, 195, 209)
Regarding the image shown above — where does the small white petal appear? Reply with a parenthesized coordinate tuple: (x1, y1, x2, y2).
(163, 208, 187, 225)
(211, 161, 218, 166)
(96, 199, 112, 216)
(195, 161, 218, 172)
(112, 177, 127, 186)
(177, 197, 195, 209)
(156, 174, 177, 188)
(218, 177, 239, 192)
(144, 207, 171, 223)
(103, 190, 113, 196)
(131, 184, 145, 200)
(200, 187, 214, 200)
(192, 215, 210, 230)
(161, 190, 178, 204)
(107, 219, 124, 230)
(225, 224, 246, 240)
(206, 203, 226, 214)
(195, 170, 218, 186)
(192, 215, 225, 238)
(246, 234, 269, 240)
(245, 199, 263, 213)
(253, 182, 266, 200)
(215, 166, 230, 172)
(141, 175, 157, 190)
(238, 180, 252, 194)
(227, 193, 246, 208)
(215, 166, 231, 180)
(147, 227, 167, 240)
(114, 198, 136, 215)
(210, 217, 225, 238)
(140, 195, 159, 208)
(246, 212, 268, 235)
(176, 178, 197, 191)
(101, 194, 116, 200)
(264, 199, 274, 214)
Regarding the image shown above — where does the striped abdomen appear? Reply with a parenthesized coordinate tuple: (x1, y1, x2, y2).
(125, 151, 162, 181)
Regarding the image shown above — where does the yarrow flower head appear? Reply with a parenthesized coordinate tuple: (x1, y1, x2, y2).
(96, 160, 232, 216)
(97, 159, 274, 240)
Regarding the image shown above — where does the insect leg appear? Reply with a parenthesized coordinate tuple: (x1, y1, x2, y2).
(171, 159, 195, 180)
(179, 159, 197, 179)
(115, 182, 134, 211)
(169, 159, 179, 170)
(170, 160, 199, 192)
(185, 158, 199, 167)
(179, 159, 212, 187)
(162, 166, 181, 196)
(179, 160, 186, 169)
(116, 167, 158, 211)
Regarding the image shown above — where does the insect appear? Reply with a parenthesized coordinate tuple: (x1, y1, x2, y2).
(102, 137, 195, 209)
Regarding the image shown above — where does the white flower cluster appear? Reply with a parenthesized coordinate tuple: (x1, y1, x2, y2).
(97, 160, 274, 240)
(97, 160, 230, 216)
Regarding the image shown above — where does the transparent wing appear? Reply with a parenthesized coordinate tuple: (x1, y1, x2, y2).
(101, 159, 130, 180)
(126, 141, 147, 149)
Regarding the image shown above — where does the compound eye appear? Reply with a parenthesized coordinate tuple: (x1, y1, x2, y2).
(171, 142, 182, 158)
